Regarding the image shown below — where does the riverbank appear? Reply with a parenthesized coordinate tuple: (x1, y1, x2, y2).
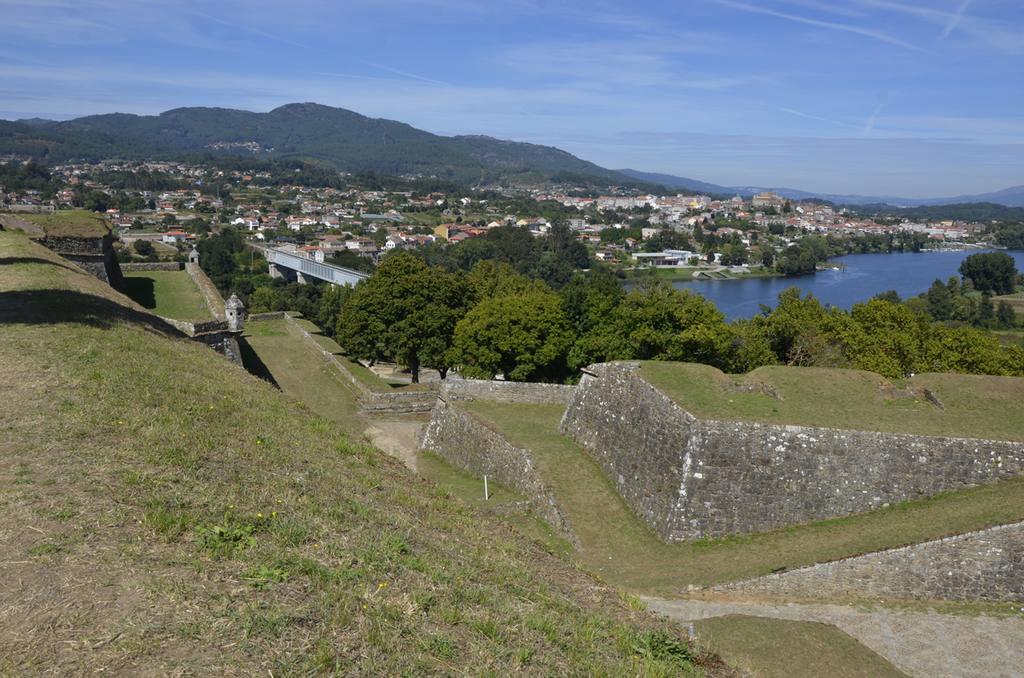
(661, 249, 1024, 320)
(623, 265, 782, 282)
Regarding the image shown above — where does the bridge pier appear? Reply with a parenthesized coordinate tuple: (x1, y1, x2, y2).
(268, 263, 286, 280)
(296, 271, 309, 284)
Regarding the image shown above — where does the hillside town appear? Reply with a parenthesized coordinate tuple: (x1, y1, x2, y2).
(0, 158, 996, 280)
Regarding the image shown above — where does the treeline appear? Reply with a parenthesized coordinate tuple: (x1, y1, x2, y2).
(859, 202, 1024, 222)
(305, 251, 1024, 384)
(0, 160, 57, 196)
(417, 224, 590, 289)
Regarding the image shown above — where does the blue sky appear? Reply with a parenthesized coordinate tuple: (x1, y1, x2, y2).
(1, 0, 1022, 197)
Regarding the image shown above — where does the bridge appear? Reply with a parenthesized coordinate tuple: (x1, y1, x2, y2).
(257, 245, 369, 287)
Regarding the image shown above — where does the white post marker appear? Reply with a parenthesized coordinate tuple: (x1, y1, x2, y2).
(484, 475, 490, 501)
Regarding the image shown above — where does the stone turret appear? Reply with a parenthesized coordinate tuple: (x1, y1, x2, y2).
(225, 293, 245, 332)
(188, 247, 200, 264)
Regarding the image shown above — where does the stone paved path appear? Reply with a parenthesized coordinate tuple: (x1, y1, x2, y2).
(645, 596, 1024, 678)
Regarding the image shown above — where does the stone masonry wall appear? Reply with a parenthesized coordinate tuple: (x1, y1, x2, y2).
(419, 399, 576, 543)
(185, 262, 226, 320)
(120, 262, 184, 272)
(715, 521, 1024, 601)
(440, 378, 576, 405)
(561, 362, 1024, 541)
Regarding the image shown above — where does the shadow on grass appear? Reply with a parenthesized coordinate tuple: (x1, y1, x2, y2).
(121, 276, 157, 310)
(0, 289, 182, 338)
(0, 256, 82, 274)
(237, 336, 280, 388)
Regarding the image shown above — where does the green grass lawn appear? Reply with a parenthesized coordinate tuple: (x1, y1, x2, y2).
(640, 362, 1024, 441)
(0, 230, 726, 675)
(289, 317, 429, 392)
(243, 319, 365, 432)
(692, 615, 906, 678)
(122, 270, 211, 322)
(461, 401, 1024, 598)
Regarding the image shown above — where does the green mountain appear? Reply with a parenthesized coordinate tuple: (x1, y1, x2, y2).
(0, 103, 631, 185)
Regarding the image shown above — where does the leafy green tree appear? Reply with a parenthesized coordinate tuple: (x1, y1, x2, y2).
(569, 283, 733, 370)
(337, 253, 467, 382)
(315, 284, 351, 337)
(449, 291, 575, 382)
(925, 279, 953, 321)
(752, 288, 830, 363)
(959, 252, 1017, 295)
(133, 239, 155, 257)
(247, 286, 279, 313)
(997, 301, 1016, 329)
(466, 260, 548, 303)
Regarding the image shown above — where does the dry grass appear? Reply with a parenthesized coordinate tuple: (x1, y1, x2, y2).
(0, 230, 730, 675)
(8, 209, 111, 238)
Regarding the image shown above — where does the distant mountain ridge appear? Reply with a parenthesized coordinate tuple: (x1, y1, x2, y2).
(617, 169, 1024, 208)
(0, 102, 1019, 206)
(0, 103, 632, 186)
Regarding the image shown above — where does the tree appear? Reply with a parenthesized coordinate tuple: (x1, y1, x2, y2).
(569, 283, 733, 371)
(924, 279, 953, 321)
(336, 253, 467, 383)
(449, 291, 575, 382)
(959, 252, 1017, 295)
(133, 239, 155, 257)
(997, 301, 1016, 329)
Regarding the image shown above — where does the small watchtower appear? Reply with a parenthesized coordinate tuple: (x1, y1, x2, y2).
(225, 293, 245, 332)
(188, 247, 200, 264)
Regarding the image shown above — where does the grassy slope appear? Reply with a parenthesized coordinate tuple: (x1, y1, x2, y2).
(243, 318, 567, 554)
(243, 318, 365, 432)
(12, 209, 111, 238)
(123, 270, 212, 322)
(462, 402, 1024, 600)
(288, 316, 427, 391)
(692, 615, 906, 678)
(641, 362, 1024, 441)
(0, 231, 727, 675)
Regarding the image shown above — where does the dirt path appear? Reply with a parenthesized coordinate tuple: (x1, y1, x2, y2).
(646, 597, 1024, 678)
(363, 419, 425, 472)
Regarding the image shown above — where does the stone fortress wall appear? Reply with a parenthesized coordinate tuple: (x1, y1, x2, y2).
(419, 398, 577, 543)
(714, 521, 1024, 602)
(560, 362, 1024, 542)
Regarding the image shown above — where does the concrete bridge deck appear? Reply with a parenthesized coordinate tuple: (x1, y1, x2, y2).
(255, 244, 369, 286)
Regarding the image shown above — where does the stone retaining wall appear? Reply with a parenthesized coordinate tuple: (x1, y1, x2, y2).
(120, 262, 184, 271)
(441, 379, 576, 404)
(561, 362, 1024, 541)
(186, 262, 226, 320)
(715, 521, 1024, 602)
(419, 399, 576, 543)
(37, 233, 125, 291)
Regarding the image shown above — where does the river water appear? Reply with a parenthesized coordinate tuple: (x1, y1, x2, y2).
(659, 249, 1024, 320)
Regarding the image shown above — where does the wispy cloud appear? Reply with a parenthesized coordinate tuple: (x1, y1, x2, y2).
(942, 0, 972, 39)
(713, 0, 925, 51)
(777, 106, 859, 130)
(863, 102, 884, 135)
(855, 0, 1023, 54)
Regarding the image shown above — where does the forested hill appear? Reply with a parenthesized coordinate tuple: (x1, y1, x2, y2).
(0, 103, 633, 185)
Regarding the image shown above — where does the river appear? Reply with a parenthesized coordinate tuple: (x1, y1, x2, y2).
(659, 249, 1024, 320)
